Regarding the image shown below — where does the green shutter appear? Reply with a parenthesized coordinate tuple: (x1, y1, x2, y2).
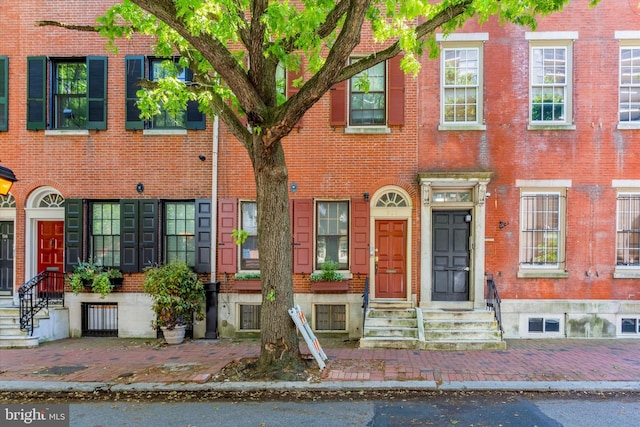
(0, 56, 7, 131)
(120, 200, 139, 273)
(140, 199, 158, 269)
(195, 199, 212, 273)
(125, 56, 144, 130)
(86, 56, 107, 130)
(64, 199, 84, 273)
(27, 56, 46, 130)
(184, 68, 205, 130)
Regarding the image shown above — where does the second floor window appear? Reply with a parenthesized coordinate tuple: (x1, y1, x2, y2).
(125, 56, 205, 130)
(350, 61, 385, 126)
(27, 56, 107, 131)
(531, 46, 567, 123)
(316, 201, 349, 270)
(620, 47, 640, 123)
(442, 48, 479, 124)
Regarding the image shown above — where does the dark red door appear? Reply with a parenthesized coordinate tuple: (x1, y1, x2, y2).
(38, 221, 64, 295)
(375, 220, 407, 299)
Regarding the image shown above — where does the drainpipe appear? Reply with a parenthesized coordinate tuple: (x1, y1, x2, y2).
(211, 115, 219, 280)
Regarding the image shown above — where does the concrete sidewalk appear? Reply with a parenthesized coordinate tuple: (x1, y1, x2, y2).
(1, 337, 639, 393)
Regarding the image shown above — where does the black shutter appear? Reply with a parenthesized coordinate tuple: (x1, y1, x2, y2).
(184, 68, 205, 130)
(125, 56, 144, 130)
(27, 56, 46, 130)
(194, 199, 212, 273)
(139, 199, 159, 268)
(64, 199, 84, 273)
(0, 56, 7, 131)
(120, 200, 139, 273)
(86, 56, 107, 130)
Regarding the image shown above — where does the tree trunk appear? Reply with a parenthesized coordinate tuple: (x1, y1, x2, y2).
(253, 133, 302, 370)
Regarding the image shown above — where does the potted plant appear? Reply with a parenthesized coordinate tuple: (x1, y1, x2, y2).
(143, 260, 206, 344)
(310, 259, 348, 292)
(67, 259, 123, 299)
(233, 272, 261, 291)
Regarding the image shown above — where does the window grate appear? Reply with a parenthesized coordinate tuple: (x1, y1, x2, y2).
(315, 304, 347, 331)
(81, 302, 118, 337)
(239, 304, 261, 330)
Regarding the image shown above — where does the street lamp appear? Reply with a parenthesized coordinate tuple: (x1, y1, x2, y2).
(0, 165, 17, 196)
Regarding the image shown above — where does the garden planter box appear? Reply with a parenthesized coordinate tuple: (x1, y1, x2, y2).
(234, 279, 261, 291)
(82, 277, 123, 289)
(310, 280, 349, 293)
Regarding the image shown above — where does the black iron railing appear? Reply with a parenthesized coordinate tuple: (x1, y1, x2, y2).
(485, 273, 503, 338)
(361, 276, 369, 338)
(18, 271, 65, 336)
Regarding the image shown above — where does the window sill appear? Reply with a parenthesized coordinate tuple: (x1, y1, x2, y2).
(44, 129, 90, 136)
(438, 124, 486, 131)
(617, 123, 640, 130)
(143, 129, 188, 136)
(517, 270, 569, 279)
(613, 269, 640, 279)
(344, 126, 391, 135)
(527, 124, 576, 131)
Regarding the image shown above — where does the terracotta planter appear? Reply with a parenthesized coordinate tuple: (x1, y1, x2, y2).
(310, 280, 349, 293)
(234, 279, 261, 291)
(161, 325, 187, 345)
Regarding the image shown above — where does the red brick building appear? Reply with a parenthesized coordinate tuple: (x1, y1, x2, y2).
(1, 0, 639, 348)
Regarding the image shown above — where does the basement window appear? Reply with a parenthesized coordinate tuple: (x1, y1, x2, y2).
(314, 304, 347, 331)
(620, 318, 640, 335)
(81, 302, 118, 337)
(528, 317, 561, 334)
(239, 304, 261, 331)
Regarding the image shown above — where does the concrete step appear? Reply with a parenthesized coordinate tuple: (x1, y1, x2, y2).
(423, 319, 497, 331)
(359, 337, 419, 349)
(364, 326, 419, 339)
(366, 317, 418, 328)
(420, 340, 507, 351)
(422, 309, 496, 321)
(424, 329, 502, 341)
(0, 335, 40, 348)
(366, 309, 417, 319)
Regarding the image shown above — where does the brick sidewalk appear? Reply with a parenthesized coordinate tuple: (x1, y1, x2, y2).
(0, 337, 639, 386)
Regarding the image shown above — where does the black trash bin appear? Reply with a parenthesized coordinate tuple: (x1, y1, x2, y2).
(204, 281, 220, 339)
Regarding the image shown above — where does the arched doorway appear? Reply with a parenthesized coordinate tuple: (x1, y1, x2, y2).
(369, 186, 413, 305)
(25, 187, 65, 280)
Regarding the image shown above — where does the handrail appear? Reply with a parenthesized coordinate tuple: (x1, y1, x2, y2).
(18, 271, 65, 336)
(361, 276, 369, 338)
(485, 273, 503, 338)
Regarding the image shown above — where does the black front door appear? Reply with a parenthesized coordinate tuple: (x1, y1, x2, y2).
(432, 211, 470, 301)
(0, 221, 14, 295)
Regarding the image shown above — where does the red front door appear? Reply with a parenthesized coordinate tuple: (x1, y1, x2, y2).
(375, 220, 407, 299)
(38, 221, 64, 273)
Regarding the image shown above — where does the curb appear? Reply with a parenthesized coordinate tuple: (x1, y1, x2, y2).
(2, 380, 639, 394)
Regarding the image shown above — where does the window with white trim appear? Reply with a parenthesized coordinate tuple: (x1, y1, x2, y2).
(165, 202, 195, 266)
(619, 46, 640, 123)
(91, 202, 121, 268)
(620, 317, 640, 335)
(519, 189, 567, 274)
(350, 60, 386, 126)
(526, 33, 576, 127)
(316, 201, 349, 270)
(616, 193, 640, 267)
(240, 201, 259, 270)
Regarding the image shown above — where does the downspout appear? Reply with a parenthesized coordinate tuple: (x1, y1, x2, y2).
(211, 115, 219, 280)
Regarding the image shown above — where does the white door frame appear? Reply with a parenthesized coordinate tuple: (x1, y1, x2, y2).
(418, 172, 492, 310)
(368, 185, 413, 305)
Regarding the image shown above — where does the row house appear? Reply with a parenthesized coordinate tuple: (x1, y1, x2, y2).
(0, 0, 639, 349)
